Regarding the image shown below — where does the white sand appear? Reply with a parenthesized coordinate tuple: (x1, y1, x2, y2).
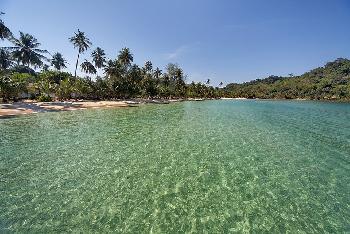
(0, 101, 129, 117)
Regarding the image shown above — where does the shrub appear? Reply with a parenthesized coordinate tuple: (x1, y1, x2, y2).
(37, 94, 52, 102)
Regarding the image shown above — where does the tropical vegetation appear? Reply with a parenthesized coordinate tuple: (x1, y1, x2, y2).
(0, 12, 224, 102)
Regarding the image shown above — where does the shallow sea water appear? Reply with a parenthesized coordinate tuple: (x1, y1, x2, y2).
(1, 100, 350, 232)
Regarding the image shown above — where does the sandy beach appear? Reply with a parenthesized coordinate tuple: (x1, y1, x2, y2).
(0, 101, 129, 118)
(0, 98, 217, 118)
(220, 97, 247, 100)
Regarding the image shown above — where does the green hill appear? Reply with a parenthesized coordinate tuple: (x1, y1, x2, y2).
(224, 58, 350, 101)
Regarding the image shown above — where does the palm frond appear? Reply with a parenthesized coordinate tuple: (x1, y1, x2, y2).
(6, 32, 48, 68)
(1, 46, 20, 51)
(33, 49, 49, 54)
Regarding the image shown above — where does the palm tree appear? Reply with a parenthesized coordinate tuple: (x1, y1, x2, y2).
(117, 48, 133, 67)
(154, 67, 162, 79)
(0, 12, 12, 40)
(51, 52, 67, 70)
(144, 61, 153, 73)
(104, 60, 116, 77)
(0, 49, 13, 69)
(80, 59, 96, 75)
(91, 47, 106, 76)
(91, 47, 106, 69)
(5, 32, 48, 68)
(104, 59, 122, 78)
(41, 64, 50, 72)
(69, 29, 92, 78)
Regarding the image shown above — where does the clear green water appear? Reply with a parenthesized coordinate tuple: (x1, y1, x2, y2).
(1, 100, 350, 233)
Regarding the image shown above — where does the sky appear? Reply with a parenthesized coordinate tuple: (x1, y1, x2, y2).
(1, 0, 350, 85)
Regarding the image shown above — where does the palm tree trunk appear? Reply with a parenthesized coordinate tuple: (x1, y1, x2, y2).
(74, 53, 80, 78)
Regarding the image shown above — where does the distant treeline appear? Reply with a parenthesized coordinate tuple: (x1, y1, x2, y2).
(224, 58, 350, 101)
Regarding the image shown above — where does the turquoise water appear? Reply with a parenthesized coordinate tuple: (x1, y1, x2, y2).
(1, 100, 350, 232)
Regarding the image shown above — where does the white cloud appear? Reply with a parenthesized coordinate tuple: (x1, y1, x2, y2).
(165, 45, 188, 60)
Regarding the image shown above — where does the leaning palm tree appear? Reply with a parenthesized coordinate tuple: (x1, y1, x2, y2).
(80, 59, 96, 75)
(117, 47, 133, 67)
(5, 32, 48, 68)
(91, 47, 106, 76)
(51, 52, 67, 71)
(0, 49, 13, 70)
(0, 12, 12, 40)
(69, 29, 92, 78)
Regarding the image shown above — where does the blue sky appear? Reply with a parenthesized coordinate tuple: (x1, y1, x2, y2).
(1, 0, 350, 85)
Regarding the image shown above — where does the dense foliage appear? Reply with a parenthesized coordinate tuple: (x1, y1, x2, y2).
(224, 58, 350, 101)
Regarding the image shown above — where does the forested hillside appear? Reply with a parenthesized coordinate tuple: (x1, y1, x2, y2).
(224, 58, 350, 100)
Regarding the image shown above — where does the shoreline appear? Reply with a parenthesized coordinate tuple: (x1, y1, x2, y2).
(1, 97, 349, 118)
(0, 99, 186, 118)
(0, 100, 129, 118)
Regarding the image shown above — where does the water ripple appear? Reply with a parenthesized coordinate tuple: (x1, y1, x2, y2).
(0, 100, 349, 232)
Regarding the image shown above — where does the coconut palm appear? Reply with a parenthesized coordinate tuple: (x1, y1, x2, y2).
(69, 29, 92, 77)
(0, 49, 13, 69)
(154, 67, 162, 79)
(51, 52, 67, 70)
(91, 47, 106, 77)
(144, 61, 153, 73)
(0, 12, 12, 40)
(41, 64, 50, 72)
(117, 48, 133, 67)
(80, 59, 96, 75)
(104, 59, 123, 78)
(91, 47, 106, 69)
(5, 32, 48, 68)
